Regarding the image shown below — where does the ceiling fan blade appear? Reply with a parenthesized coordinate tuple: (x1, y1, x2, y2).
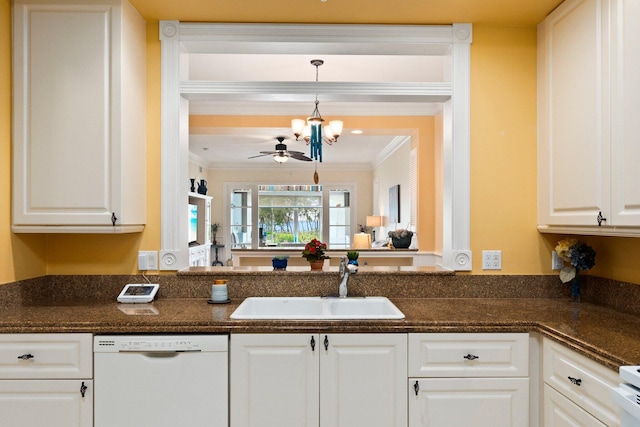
(289, 152, 312, 161)
(247, 152, 274, 159)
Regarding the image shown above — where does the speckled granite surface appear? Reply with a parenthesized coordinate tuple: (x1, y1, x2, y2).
(1, 271, 639, 371)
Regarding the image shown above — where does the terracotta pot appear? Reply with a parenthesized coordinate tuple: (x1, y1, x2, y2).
(309, 259, 324, 270)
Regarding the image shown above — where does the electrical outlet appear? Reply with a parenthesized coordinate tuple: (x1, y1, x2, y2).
(138, 251, 158, 271)
(552, 250, 564, 270)
(482, 250, 502, 270)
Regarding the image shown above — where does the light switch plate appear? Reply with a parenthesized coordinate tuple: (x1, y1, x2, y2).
(138, 251, 158, 271)
(551, 250, 564, 270)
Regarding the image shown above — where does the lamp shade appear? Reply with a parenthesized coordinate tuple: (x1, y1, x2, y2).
(352, 232, 372, 249)
(366, 215, 383, 227)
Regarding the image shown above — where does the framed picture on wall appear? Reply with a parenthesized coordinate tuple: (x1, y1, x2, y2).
(389, 184, 400, 224)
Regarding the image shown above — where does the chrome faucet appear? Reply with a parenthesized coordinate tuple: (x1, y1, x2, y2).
(339, 257, 357, 298)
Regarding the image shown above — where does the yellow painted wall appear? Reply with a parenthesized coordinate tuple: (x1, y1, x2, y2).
(469, 25, 541, 274)
(1, 9, 639, 285)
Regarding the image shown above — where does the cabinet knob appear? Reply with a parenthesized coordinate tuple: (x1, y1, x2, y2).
(597, 211, 607, 226)
(414, 380, 420, 396)
(310, 336, 316, 352)
(80, 381, 88, 397)
(324, 335, 329, 351)
(17, 353, 34, 360)
(463, 353, 479, 360)
(568, 376, 582, 386)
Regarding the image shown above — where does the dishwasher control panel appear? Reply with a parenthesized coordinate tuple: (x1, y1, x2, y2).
(94, 335, 228, 353)
(96, 338, 201, 352)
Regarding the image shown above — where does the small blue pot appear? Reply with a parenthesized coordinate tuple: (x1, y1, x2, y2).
(272, 259, 288, 270)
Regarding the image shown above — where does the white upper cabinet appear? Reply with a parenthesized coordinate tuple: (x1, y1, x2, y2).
(12, 0, 146, 233)
(537, 0, 640, 236)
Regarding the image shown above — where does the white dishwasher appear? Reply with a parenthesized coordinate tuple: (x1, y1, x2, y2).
(94, 335, 228, 427)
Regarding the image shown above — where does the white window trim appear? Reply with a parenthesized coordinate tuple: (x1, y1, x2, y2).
(159, 22, 472, 271)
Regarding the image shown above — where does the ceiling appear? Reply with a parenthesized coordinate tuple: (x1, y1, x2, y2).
(133, 0, 563, 169)
(129, 0, 563, 26)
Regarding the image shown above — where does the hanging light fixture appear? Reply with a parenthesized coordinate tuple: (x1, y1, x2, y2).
(291, 59, 343, 162)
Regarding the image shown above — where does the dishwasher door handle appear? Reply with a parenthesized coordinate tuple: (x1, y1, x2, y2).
(118, 350, 202, 358)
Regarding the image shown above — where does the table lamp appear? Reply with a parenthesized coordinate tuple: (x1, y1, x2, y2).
(353, 233, 372, 249)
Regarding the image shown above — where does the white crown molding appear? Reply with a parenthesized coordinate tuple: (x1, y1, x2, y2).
(373, 136, 411, 169)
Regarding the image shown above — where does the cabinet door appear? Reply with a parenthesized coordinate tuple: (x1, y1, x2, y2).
(321, 334, 407, 427)
(544, 384, 606, 427)
(408, 378, 528, 427)
(537, 0, 611, 226)
(230, 334, 319, 427)
(0, 380, 92, 427)
(609, 0, 640, 226)
(12, 0, 145, 231)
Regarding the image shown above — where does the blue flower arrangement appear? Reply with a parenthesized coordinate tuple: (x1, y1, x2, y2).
(555, 238, 596, 283)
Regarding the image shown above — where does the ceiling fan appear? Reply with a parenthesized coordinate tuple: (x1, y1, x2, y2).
(248, 137, 312, 163)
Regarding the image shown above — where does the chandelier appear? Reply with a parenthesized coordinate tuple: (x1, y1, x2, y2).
(291, 59, 343, 162)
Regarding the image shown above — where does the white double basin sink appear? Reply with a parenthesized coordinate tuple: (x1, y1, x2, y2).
(230, 296, 404, 320)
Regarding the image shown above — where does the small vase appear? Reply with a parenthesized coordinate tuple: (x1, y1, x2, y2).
(347, 259, 358, 266)
(571, 273, 580, 303)
(190, 178, 196, 193)
(197, 179, 208, 195)
(309, 259, 324, 271)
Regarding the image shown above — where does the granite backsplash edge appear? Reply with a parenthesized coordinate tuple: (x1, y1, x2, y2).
(0, 274, 637, 315)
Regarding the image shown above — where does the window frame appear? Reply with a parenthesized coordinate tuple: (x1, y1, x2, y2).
(224, 182, 356, 248)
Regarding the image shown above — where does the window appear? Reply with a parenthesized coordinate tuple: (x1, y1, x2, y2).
(328, 189, 351, 249)
(230, 188, 252, 248)
(258, 185, 322, 247)
(226, 183, 354, 249)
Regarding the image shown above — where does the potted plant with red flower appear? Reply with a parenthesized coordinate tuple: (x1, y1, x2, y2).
(302, 238, 329, 270)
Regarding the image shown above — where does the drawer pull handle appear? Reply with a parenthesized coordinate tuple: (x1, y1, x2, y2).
(414, 380, 420, 396)
(463, 353, 479, 360)
(568, 376, 582, 386)
(17, 353, 34, 360)
(310, 336, 316, 352)
(80, 382, 88, 398)
(324, 335, 329, 351)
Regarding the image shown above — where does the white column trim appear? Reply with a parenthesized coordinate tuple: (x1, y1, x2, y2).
(441, 23, 473, 271)
(159, 21, 189, 269)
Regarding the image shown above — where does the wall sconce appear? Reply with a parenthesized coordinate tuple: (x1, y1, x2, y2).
(366, 215, 383, 241)
(352, 232, 372, 249)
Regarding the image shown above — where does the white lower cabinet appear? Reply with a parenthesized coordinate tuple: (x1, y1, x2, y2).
(230, 333, 407, 427)
(0, 380, 93, 426)
(544, 384, 606, 426)
(408, 333, 530, 427)
(0, 333, 93, 427)
(543, 337, 619, 426)
(409, 377, 529, 426)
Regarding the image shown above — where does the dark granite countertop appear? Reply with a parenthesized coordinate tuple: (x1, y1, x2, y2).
(1, 296, 639, 371)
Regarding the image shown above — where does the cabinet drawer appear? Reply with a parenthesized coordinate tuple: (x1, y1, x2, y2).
(543, 338, 618, 427)
(0, 334, 92, 379)
(408, 333, 529, 377)
(544, 384, 606, 427)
